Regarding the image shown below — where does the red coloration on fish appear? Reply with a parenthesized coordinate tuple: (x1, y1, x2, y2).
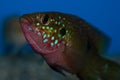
(20, 12, 120, 80)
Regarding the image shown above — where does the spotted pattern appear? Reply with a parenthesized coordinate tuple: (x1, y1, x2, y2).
(28, 15, 71, 48)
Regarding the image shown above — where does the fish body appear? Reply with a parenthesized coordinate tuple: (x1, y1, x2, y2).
(20, 12, 120, 80)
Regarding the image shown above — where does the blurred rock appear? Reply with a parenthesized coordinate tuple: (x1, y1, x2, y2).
(107, 55, 120, 64)
(0, 53, 80, 80)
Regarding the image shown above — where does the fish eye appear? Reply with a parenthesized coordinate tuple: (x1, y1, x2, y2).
(60, 28, 66, 37)
(41, 14, 49, 25)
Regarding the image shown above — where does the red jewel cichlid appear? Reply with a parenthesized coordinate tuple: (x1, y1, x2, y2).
(19, 12, 120, 80)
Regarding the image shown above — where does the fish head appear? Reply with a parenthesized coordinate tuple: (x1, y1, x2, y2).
(19, 12, 73, 55)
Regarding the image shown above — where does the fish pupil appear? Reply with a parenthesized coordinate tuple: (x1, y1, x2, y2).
(60, 28, 66, 36)
(41, 14, 49, 24)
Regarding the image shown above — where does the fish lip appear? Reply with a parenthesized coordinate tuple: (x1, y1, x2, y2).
(19, 16, 63, 55)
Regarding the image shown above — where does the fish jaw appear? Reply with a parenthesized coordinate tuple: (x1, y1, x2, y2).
(19, 16, 65, 55)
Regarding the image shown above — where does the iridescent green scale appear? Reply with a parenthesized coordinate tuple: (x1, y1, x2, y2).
(39, 15, 70, 47)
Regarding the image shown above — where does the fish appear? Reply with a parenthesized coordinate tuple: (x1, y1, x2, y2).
(19, 12, 120, 80)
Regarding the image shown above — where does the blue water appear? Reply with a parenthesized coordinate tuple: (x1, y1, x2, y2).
(0, 0, 120, 55)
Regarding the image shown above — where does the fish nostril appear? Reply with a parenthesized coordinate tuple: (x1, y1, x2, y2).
(35, 22, 40, 26)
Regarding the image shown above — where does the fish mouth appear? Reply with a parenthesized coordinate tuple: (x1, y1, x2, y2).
(19, 15, 64, 55)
